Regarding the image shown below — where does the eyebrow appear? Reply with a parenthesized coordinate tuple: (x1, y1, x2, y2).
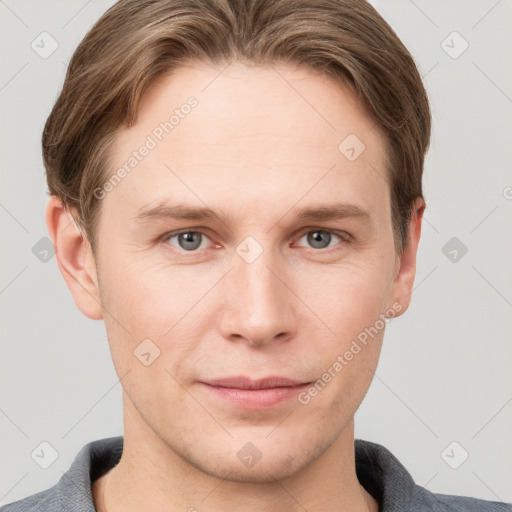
(133, 201, 371, 226)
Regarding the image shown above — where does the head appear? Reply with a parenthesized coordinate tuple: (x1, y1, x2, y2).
(45, 0, 430, 482)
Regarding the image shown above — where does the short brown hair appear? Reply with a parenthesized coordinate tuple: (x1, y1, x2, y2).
(43, 0, 431, 255)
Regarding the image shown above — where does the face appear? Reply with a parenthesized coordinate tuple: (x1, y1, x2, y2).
(59, 61, 421, 482)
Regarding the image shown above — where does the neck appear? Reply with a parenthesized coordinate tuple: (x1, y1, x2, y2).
(93, 396, 378, 512)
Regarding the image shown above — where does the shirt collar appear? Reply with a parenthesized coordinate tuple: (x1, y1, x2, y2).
(55, 436, 418, 511)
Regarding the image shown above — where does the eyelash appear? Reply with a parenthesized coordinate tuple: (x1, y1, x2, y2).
(159, 228, 351, 254)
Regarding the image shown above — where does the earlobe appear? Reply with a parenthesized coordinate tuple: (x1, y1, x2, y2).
(389, 198, 425, 316)
(45, 195, 103, 320)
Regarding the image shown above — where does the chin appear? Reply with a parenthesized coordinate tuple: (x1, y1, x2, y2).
(196, 449, 307, 484)
(177, 428, 330, 484)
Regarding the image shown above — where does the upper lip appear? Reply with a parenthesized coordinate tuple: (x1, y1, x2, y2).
(202, 376, 309, 389)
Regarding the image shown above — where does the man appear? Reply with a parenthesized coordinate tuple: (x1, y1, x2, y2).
(2, 0, 510, 511)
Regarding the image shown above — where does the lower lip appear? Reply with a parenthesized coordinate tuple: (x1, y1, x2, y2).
(200, 383, 310, 409)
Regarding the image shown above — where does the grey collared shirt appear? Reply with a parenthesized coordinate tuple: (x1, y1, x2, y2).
(1, 436, 510, 511)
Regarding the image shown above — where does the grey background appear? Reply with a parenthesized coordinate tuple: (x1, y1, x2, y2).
(1, 0, 511, 506)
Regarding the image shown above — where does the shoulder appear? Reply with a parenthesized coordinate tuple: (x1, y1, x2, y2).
(0, 436, 123, 512)
(355, 439, 512, 512)
(412, 485, 512, 511)
(0, 485, 62, 512)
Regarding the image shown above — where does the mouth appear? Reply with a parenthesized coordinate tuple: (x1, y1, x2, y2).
(198, 375, 312, 409)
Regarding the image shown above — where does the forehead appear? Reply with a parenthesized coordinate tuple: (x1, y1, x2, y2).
(103, 61, 389, 224)
(133, 60, 383, 151)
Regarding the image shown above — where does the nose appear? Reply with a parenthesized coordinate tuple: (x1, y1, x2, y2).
(218, 243, 297, 347)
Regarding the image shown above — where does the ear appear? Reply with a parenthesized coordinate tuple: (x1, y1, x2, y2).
(389, 197, 425, 316)
(45, 195, 103, 320)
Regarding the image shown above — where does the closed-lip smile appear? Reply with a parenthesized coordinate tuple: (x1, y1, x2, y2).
(199, 375, 311, 409)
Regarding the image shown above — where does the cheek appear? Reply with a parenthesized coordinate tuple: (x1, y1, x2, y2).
(297, 256, 395, 337)
(298, 290, 385, 423)
(99, 251, 205, 326)
(290, 258, 392, 400)
(96, 253, 217, 368)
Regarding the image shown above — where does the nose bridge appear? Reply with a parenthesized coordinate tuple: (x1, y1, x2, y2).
(220, 235, 295, 344)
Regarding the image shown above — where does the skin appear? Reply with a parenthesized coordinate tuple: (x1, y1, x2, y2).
(46, 61, 424, 512)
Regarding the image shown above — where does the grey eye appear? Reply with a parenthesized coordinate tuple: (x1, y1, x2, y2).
(306, 230, 333, 249)
(176, 232, 203, 251)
